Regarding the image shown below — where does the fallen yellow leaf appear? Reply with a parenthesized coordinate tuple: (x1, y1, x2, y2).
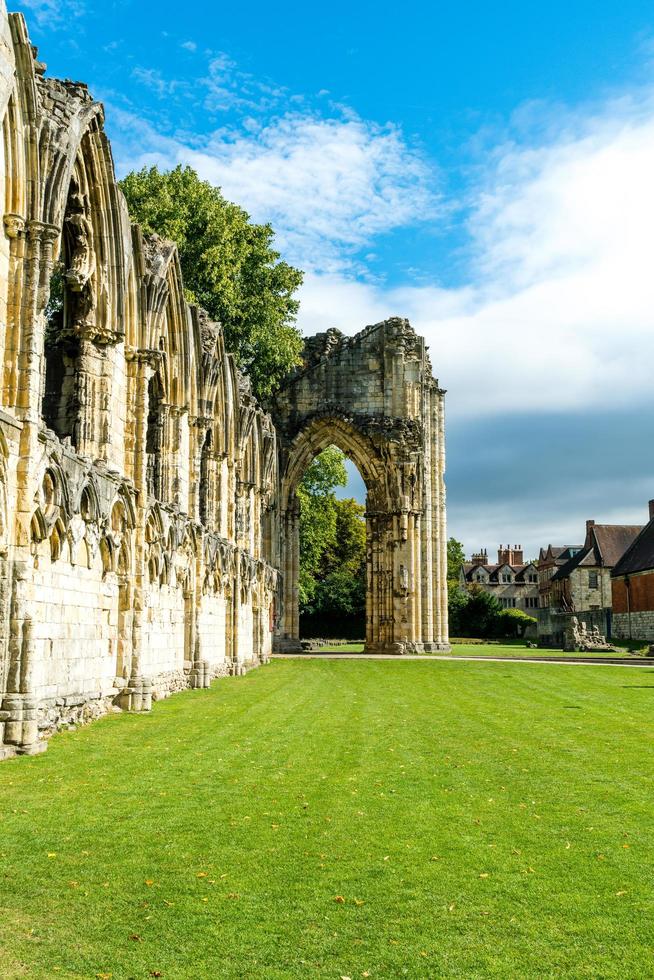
(334, 895, 345, 904)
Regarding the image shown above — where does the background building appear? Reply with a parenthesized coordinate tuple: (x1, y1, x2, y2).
(538, 520, 642, 645)
(611, 501, 654, 641)
(460, 545, 539, 611)
(538, 545, 582, 609)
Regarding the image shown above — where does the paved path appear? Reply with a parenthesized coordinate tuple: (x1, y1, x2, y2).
(273, 653, 654, 668)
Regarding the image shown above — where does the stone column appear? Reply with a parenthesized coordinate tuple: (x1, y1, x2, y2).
(189, 416, 210, 524)
(436, 389, 449, 648)
(2, 213, 26, 410)
(0, 221, 62, 754)
(0, 563, 44, 755)
(74, 335, 101, 456)
(275, 499, 301, 652)
(118, 347, 161, 712)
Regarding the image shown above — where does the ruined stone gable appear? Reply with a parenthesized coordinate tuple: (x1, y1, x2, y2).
(0, 3, 448, 759)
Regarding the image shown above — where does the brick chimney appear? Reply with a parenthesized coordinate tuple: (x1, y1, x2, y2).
(649, 499, 654, 521)
(585, 519, 595, 545)
(497, 544, 523, 565)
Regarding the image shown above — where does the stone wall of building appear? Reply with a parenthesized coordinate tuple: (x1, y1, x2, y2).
(612, 611, 654, 642)
(0, 7, 280, 758)
(0, 5, 448, 758)
(568, 567, 613, 612)
(612, 571, 654, 641)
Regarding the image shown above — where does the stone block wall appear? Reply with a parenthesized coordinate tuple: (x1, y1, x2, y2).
(612, 611, 654, 642)
(612, 571, 654, 641)
(0, 5, 280, 758)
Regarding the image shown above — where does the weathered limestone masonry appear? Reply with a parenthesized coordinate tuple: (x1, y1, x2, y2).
(271, 324, 449, 654)
(0, 8, 449, 758)
(0, 7, 281, 758)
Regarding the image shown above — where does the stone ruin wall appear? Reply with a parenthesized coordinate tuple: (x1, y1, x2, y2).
(0, 5, 281, 758)
(0, 5, 449, 759)
(271, 322, 448, 655)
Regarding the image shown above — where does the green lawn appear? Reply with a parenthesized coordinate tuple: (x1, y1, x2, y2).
(445, 642, 636, 659)
(312, 640, 640, 658)
(1, 659, 654, 979)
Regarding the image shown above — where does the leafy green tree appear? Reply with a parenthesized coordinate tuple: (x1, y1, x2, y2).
(328, 497, 366, 575)
(296, 447, 346, 610)
(495, 608, 537, 639)
(296, 447, 366, 634)
(454, 585, 502, 639)
(447, 583, 471, 637)
(119, 165, 304, 399)
(447, 537, 466, 586)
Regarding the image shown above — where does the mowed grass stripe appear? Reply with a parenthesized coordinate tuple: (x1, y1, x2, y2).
(1, 659, 653, 979)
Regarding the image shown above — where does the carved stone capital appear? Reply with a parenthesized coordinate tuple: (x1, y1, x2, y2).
(3, 213, 25, 239)
(125, 346, 163, 370)
(26, 219, 60, 245)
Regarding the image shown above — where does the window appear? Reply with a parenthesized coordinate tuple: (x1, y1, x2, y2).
(501, 598, 516, 608)
(528, 574, 537, 583)
(588, 571, 599, 589)
(525, 597, 538, 609)
(502, 574, 512, 583)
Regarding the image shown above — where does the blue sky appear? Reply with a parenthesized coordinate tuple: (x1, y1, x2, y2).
(18, 0, 654, 557)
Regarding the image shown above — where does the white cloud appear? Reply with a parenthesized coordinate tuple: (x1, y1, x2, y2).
(110, 71, 654, 424)
(181, 40, 197, 52)
(17, 0, 84, 26)
(131, 67, 185, 98)
(200, 54, 287, 115)
(297, 93, 654, 420)
(110, 108, 440, 274)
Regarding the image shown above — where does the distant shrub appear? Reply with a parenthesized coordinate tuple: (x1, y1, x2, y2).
(494, 608, 537, 638)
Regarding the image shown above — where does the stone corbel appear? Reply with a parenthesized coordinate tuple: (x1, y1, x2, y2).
(3, 213, 25, 239)
(125, 346, 163, 371)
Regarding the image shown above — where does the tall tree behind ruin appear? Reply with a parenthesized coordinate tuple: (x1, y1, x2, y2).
(120, 165, 304, 399)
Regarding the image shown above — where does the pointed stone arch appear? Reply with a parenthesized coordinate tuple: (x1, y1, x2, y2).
(272, 318, 449, 654)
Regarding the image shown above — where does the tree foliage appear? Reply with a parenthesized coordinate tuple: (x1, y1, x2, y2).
(447, 537, 466, 585)
(448, 584, 536, 639)
(119, 165, 304, 399)
(297, 447, 366, 634)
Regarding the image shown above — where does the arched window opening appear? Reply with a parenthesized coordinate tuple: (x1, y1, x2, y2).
(42, 177, 96, 447)
(199, 429, 212, 526)
(297, 445, 367, 644)
(42, 238, 80, 442)
(146, 374, 164, 499)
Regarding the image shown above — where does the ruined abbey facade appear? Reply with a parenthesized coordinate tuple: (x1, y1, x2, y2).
(0, 5, 448, 759)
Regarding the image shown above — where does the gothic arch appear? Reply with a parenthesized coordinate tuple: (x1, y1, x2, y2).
(272, 318, 449, 654)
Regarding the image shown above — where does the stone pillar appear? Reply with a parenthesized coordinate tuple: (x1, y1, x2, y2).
(275, 500, 301, 652)
(436, 390, 449, 648)
(0, 564, 45, 755)
(2, 213, 26, 410)
(189, 416, 210, 524)
(74, 335, 102, 456)
(119, 348, 161, 711)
